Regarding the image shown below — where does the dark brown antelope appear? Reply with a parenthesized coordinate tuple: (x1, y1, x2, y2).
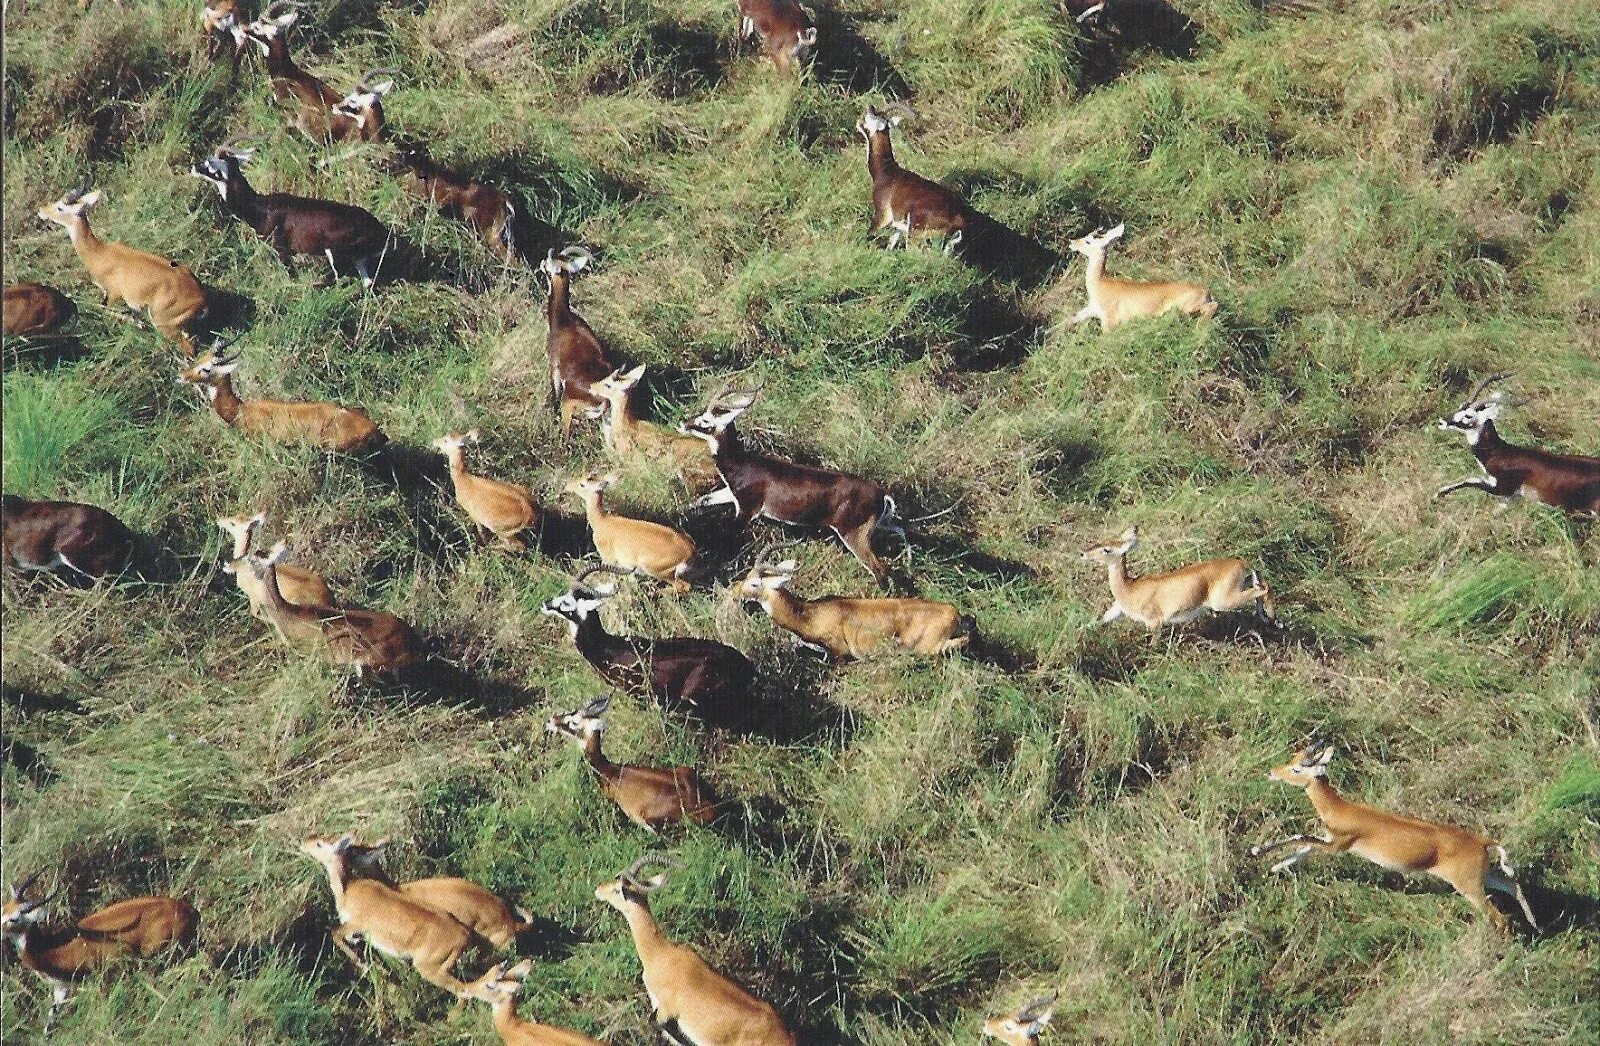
(857, 104, 973, 254)
(736, 0, 818, 73)
(396, 145, 523, 264)
(4, 282, 74, 337)
(1436, 373, 1600, 514)
(2, 496, 135, 579)
(541, 246, 614, 438)
(547, 696, 720, 831)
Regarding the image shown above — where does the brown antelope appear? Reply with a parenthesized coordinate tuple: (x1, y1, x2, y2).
(1081, 527, 1273, 630)
(341, 838, 536, 951)
(983, 994, 1058, 1045)
(1066, 224, 1217, 331)
(3, 873, 198, 1033)
(1436, 373, 1600, 514)
(200, 0, 248, 66)
(243, 546, 423, 677)
(4, 282, 74, 336)
(216, 512, 334, 618)
(37, 186, 208, 356)
(396, 145, 523, 264)
(241, 3, 369, 145)
(565, 473, 696, 593)
(587, 366, 720, 493)
(738, 541, 970, 659)
(2, 496, 135, 579)
(329, 69, 400, 143)
(736, 0, 818, 74)
(433, 431, 540, 550)
(857, 104, 972, 254)
(547, 696, 720, 831)
(179, 345, 387, 453)
(596, 857, 796, 1045)
(1252, 743, 1540, 933)
(299, 834, 475, 995)
(463, 960, 609, 1046)
(542, 246, 614, 439)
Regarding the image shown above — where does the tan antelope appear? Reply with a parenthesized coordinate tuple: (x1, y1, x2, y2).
(179, 344, 387, 453)
(432, 431, 540, 550)
(463, 960, 609, 1046)
(1066, 224, 1217, 331)
(299, 834, 475, 995)
(216, 512, 334, 619)
(37, 186, 208, 356)
(1252, 743, 1540, 933)
(565, 473, 696, 593)
(738, 541, 970, 659)
(983, 994, 1058, 1045)
(596, 857, 797, 1046)
(341, 838, 536, 951)
(547, 696, 720, 831)
(3, 873, 198, 1033)
(1081, 527, 1273, 630)
(587, 366, 720, 493)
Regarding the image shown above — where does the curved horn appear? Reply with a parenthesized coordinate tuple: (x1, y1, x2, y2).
(1466, 372, 1513, 403)
(574, 563, 631, 589)
(1016, 993, 1058, 1023)
(62, 181, 93, 204)
(9, 871, 43, 902)
(359, 67, 401, 88)
(262, 0, 302, 16)
(882, 101, 918, 121)
(620, 854, 682, 890)
(558, 245, 594, 263)
(755, 539, 803, 567)
(578, 695, 612, 717)
(207, 332, 244, 362)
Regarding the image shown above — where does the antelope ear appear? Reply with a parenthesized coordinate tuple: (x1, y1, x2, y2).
(249, 511, 266, 526)
(601, 472, 620, 486)
(369, 79, 395, 97)
(775, 559, 799, 573)
(334, 833, 355, 851)
(566, 252, 590, 273)
(221, 561, 237, 575)
(274, 11, 298, 27)
(1105, 222, 1126, 241)
(465, 428, 481, 442)
(798, 27, 818, 45)
(78, 190, 103, 209)
(1316, 746, 1335, 765)
(505, 959, 534, 979)
(888, 115, 903, 128)
(215, 361, 241, 375)
(623, 364, 647, 383)
(233, 148, 257, 164)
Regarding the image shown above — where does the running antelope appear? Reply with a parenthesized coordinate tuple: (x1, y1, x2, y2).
(241, 3, 373, 144)
(463, 960, 609, 1046)
(1436, 373, 1600, 514)
(565, 473, 696, 593)
(243, 546, 423, 677)
(542, 566, 759, 730)
(2, 496, 135, 579)
(37, 186, 208, 356)
(3, 873, 198, 1033)
(680, 390, 903, 587)
(216, 512, 334, 618)
(983, 994, 1058, 1045)
(1066, 224, 1217, 331)
(433, 431, 540, 550)
(1252, 743, 1539, 933)
(179, 345, 387, 453)
(299, 834, 475, 995)
(596, 857, 797, 1046)
(588, 366, 720, 493)
(739, 541, 970, 659)
(547, 696, 720, 831)
(857, 104, 972, 254)
(542, 246, 615, 438)
(1081, 527, 1273, 630)
(4, 282, 74, 336)
(737, 0, 818, 73)
(341, 838, 536, 951)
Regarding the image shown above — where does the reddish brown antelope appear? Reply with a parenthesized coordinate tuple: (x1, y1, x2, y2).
(1436, 373, 1600, 514)
(4, 282, 74, 337)
(541, 246, 614, 438)
(1065, 224, 1217, 331)
(179, 344, 387, 453)
(396, 145, 523, 264)
(983, 994, 1058, 1045)
(240, 3, 372, 144)
(857, 103, 973, 254)
(2, 496, 135, 579)
(1081, 527, 1273, 630)
(736, 0, 818, 73)
(547, 696, 720, 831)
(243, 546, 423, 677)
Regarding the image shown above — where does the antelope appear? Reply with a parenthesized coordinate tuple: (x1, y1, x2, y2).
(396, 145, 523, 264)
(463, 960, 609, 1046)
(341, 838, 537, 951)
(299, 833, 475, 995)
(4, 282, 74, 336)
(2, 495, 135, 579)
(596, 857, 796, 1046)
(547, 696, 720, 831)
(1251, 742, 1540, 934)
(737, 0, 818, 74)
(240, 3, 372, 144)
(738, 541, 970, 659)
(983, 994, 1058, 1045)
(1065, 224, 1217, 331)
(1080, 527, 1273, 630)
(542, 246, 615, 439)
(565, 473, 697, 593)
(857, 104, 972, 254)
(37, 186, 208, 356)
(190, 145, 392, 289)
(179, 345, 387, 453)
(680, 390, 903, 587)
(243, 546, 424, 677)
(432, 430, 540, 550)
(216, 512, 334, 618)
(3, 873, 198, 1033)
(1435, 373, 1600, 514)
(541, 566, 760, 730)
(200, 0, 248, 66)
(329, 68, 401, 143)
(587, 366, 720, 493)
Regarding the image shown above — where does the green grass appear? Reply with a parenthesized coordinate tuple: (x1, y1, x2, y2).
(4, 0, 1599, 1043)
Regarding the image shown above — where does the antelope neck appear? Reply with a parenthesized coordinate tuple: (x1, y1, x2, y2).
(581, 728, 620, 781)
(867, 133, 899, 179)
(207, 374, 245, 425)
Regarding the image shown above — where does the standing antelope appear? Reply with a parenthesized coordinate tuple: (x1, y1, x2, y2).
(596, 857, 797, 1046)
(565, 473, 697, 593)
(1251, 743, 1539, 933)
(216, 512, 334, 618)
(1081, 527, 1273, 630)
(739, 542, 970, 659)
(37, 186, 208, 356)
(299, 834, 476, 995)
(243, 546, 423, 677)
(241, 3, 373, 144)
(4, 282, 74, 337)
(542, 246, 614, 438)
(3, 873, 198, 1033)
(2, 496, 135, 579)
(547, 696, 720, 831)
(463, 960, 609, 1046)
(857, 104, 972, 254)
(737, 0, 818, 73)
(180, 345, 387, 453)
(1065, 224, 1217, 331)
(1435, 373, 1600, 514)
(588, 366, 720, 493)
(983, 994, 1058, 1045)
(680, 390, 902, 587)
(341, 838, 537, 951)
(396, 145, 523, 264)
(432, 431, 540, 550)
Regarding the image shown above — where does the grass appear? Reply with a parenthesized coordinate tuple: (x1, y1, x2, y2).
(4, 0, 1599, 1043)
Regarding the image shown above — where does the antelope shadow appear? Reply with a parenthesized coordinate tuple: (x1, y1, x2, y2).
(809, 10, 912, 97)
(1075, 0, 1203, 89)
